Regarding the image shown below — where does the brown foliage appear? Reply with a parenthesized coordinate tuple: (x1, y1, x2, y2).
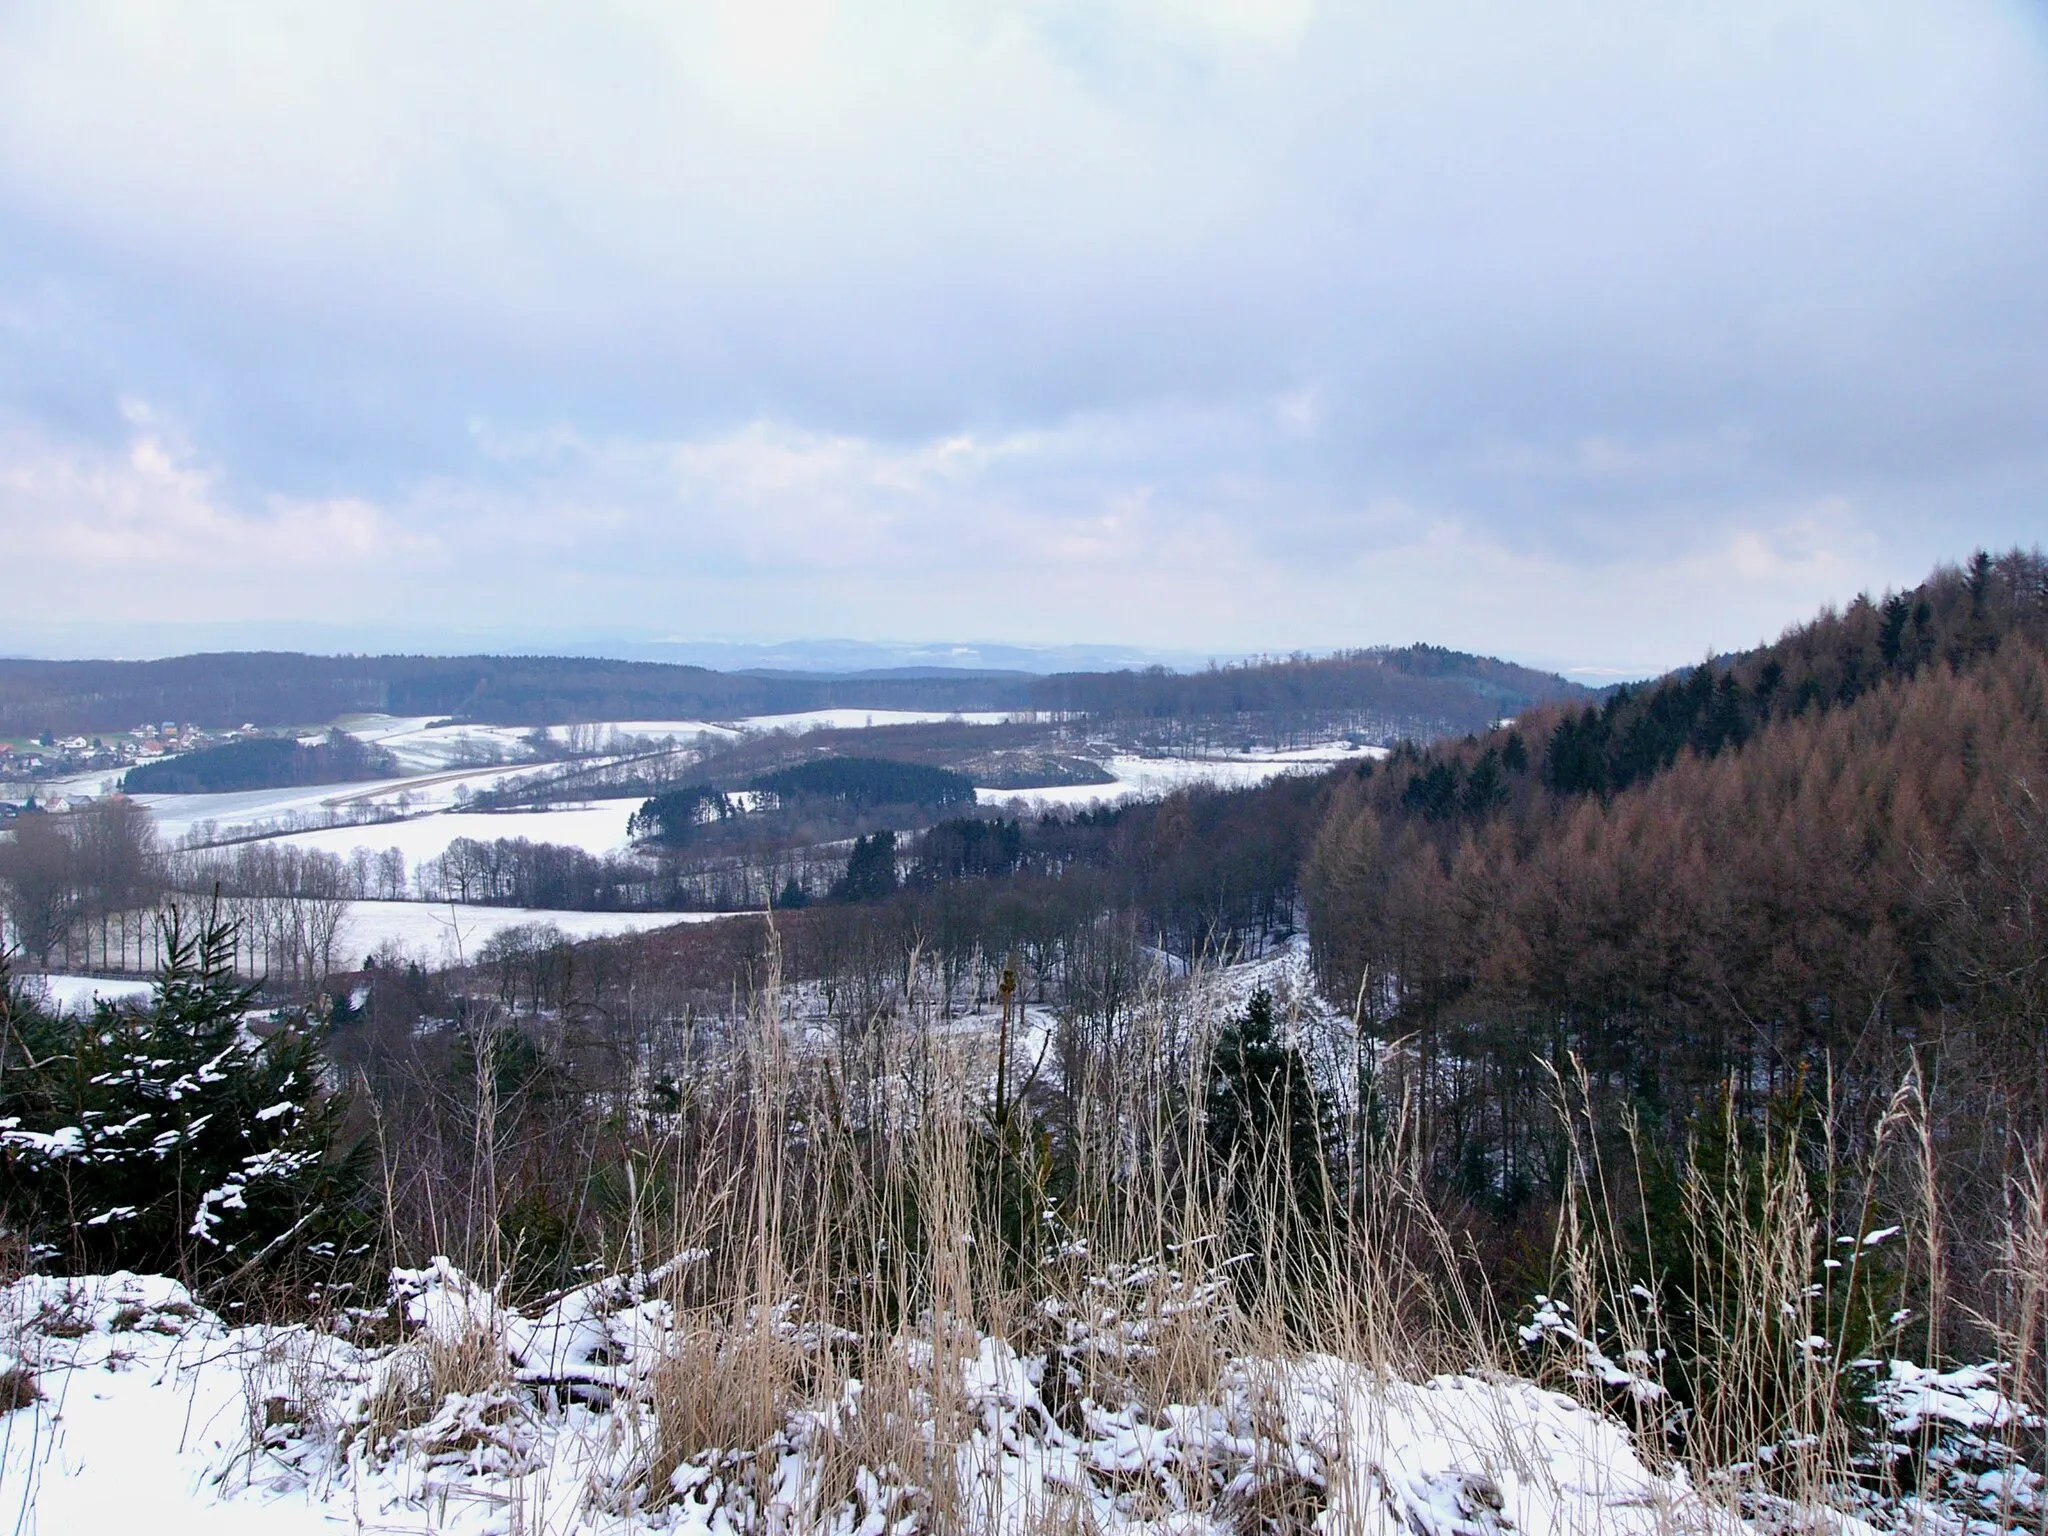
(1306, 609, 2048, 1279)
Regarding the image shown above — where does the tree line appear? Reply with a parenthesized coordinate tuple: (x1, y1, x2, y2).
(0, 798, 160, 970)
(123, 728, 396, 793)
(0, 799, 371, 985)
(627, 758, 978, 847)
(1301, 548, 2048, 1310)
(1, 646, 1587, 741)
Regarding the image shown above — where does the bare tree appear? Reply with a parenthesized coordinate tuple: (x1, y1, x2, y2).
(71, 796, 161, 970)
(0, 811, 77, 967)
(379, 847, 408, 900)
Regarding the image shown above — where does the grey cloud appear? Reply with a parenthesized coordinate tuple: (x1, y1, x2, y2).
(0, 0, 2043, 671)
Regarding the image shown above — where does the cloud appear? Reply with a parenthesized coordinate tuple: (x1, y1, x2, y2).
(0, 1, 2043, 669)
(0, 389, 1944, 673)
(0, 407, 433, 613)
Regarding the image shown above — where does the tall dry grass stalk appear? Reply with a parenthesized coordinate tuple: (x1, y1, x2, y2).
(511, 926, 1500, 1531)
(356, 918, 2048, 1534)
(1543, 1054, 2048, 1532)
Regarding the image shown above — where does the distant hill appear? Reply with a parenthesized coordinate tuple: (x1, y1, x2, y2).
(0, 654, 1018, 736)
(1025, 645, 1594, 745)
(122, 731, 397, 794)
(0, 646, 1590, 745)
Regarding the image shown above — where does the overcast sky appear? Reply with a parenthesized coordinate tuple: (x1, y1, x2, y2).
(2, 1, 2044, 676)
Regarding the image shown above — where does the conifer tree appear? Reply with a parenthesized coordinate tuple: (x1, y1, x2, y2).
(0, 905, 369, 1294)
(833, 830, 899, 902)
(1204, 987, 1334, 1251)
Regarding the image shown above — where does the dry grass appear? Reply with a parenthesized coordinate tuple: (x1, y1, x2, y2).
(586, 939, 1506, 1534)
(1538, 1056, 2048, 1531)
(636, 1310, 808, 1508)
(0, 1361, 39, 1413)
(336, 922, 2048, 1536)
(348, 1311, 516, 1457)
(241, 1327, 345, 1453)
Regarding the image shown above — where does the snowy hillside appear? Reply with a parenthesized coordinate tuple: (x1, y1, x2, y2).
(4, 1267, 1750, 1536)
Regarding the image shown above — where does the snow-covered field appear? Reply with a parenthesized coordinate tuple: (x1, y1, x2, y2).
(22, 720, 1388, 929)
(339, 900, 751, 967)
(273, 802, 643, 867)
(543, 719, 736, 746)
(334, 716, 550, 773)
(125, 745, 1375, 868)
(129, 779, 418, 842)
(736, 707, 1019, 733)
(977, 745, 1383, 810)
(5, 765, 130, 802)
(5, 908, 750, 983)
(127, 763, 577, 847)
(0, 1268, 1756, 1536)
(555, 710, 1019, 739)
(335, 709, 1020, 764)
(15, 972, 157, 1016)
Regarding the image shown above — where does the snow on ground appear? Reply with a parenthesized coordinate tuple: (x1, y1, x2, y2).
(1, 1267, 1755, 1536)
(130, 779, 421, 842)
(129, 754, 619, 847)
(274, 802, 643, 868)
(94, 721, 1385, 874)
(13, 973, 157, 1016)
(339, 901, 753, 968)
(977, 745, 1382, 810)
(541, 719, 738, 746)
(736, 708, 1019, 733)
(332, 712, 443, 745)
(156, 744, 1380, 870)
(333, 716, 546, 773)
(1, 766, 128, 802)
(7, 908, 753, 988)
(1192, 931, 1330, 1018)
(130, 764, 576, 846)
(2, 1275, 330, 1536)
(339, 709, 1016, 753)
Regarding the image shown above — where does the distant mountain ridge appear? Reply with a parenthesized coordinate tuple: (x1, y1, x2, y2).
(0, 645, 1590, 744)
(0, 625, 1205, 676)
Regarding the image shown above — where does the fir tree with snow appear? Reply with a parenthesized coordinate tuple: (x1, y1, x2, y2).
(0, 905, 371, 1293)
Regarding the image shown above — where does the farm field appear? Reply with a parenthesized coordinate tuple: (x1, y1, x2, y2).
(60, 717, 1380, 883)
(334, 899, 749, 967)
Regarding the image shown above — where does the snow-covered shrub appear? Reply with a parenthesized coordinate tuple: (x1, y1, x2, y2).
(1864, 1359, 2043, 1527)
(0, 907, 372, 1299)
(1038, 1254, 1237, 1423)
(344, 1258, 518, 1458)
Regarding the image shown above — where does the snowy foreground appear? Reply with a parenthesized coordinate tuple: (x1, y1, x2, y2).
(2, 1269, 1742, 1536)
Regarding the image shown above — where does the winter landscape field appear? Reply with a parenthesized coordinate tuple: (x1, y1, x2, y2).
(3, 702, 1383, 980)
(9, 562, 2048, 1536)
(7, 3, 2048, 1533)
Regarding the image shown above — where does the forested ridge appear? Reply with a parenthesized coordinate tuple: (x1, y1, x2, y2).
(1303, 549, 2048, 1274)
(0, 644, 1585, 740)
(0, 653, 1012, 734)
(1025, 645, 1590, 740)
